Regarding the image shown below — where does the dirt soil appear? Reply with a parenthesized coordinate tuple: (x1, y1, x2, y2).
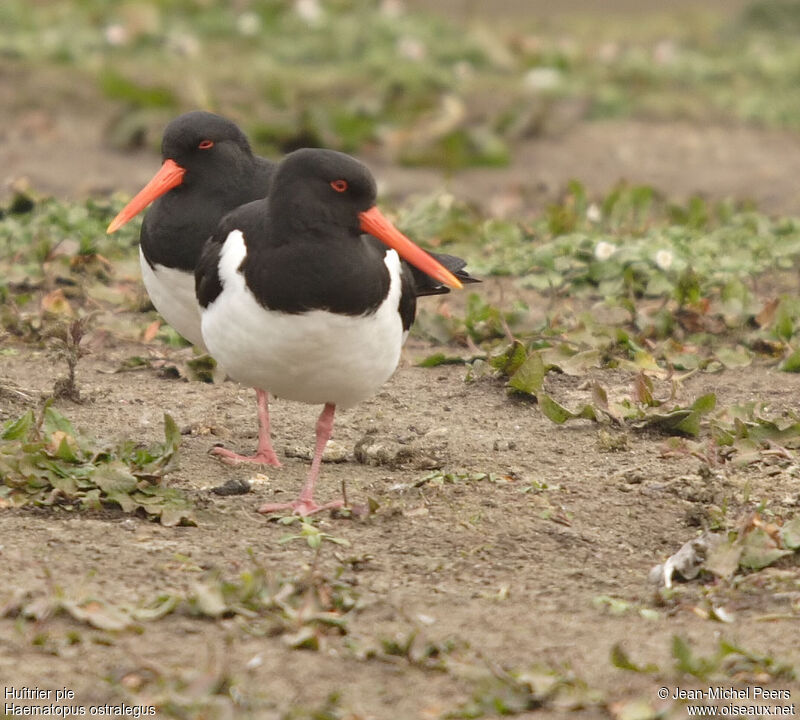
(3, 22, 800, 720)
(3, 328, 800, 718)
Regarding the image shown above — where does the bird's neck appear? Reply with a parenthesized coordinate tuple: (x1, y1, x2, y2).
(267, 197, 356, 248)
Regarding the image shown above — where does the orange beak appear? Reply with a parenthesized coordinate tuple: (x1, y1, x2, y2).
(106, 158, 186, 233)
(359, 206, 462, 290)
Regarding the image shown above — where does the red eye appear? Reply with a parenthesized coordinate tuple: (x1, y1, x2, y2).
(330, 179, 348, 193)
(198, 140, 214, 149)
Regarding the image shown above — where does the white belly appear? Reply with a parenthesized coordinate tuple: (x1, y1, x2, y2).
(139, 247, 206, 349)
(201, 231, 404, 409)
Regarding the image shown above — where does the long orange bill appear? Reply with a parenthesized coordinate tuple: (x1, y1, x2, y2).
(106, 158, 186, 233)
(359, 206, 462, 290)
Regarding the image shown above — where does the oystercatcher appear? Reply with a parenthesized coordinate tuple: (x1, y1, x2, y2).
(107, 111, 283, 466)
(107, 111, 275, 348)
(195, 148, 471, 515)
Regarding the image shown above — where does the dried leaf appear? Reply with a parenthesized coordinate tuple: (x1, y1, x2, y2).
(41, 289, 74, 316)
(61, 599, 132, 631)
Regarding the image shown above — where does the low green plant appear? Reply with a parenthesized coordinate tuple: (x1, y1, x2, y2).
(0, 404, 192, 525)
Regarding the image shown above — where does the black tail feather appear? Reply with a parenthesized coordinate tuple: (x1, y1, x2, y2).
(409, 251, 481, 297)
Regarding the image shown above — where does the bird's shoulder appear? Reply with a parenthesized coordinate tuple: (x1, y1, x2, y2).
(195, 198, 269, 307)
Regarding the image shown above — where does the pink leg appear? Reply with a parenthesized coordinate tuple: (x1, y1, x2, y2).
(212, 389, 282, 467)
(258, 403, 344, 516)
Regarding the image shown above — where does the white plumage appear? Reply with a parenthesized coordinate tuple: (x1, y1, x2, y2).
(139, 247, 205, 349)
(201, 230, 406, 408)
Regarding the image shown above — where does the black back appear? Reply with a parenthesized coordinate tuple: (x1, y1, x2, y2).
(141, 111, 274, 272)
(196, 148, 479, 332)
(196, 149, 419, 329)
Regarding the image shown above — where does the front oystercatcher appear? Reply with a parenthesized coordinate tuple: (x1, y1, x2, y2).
(195, 148, 469, 515)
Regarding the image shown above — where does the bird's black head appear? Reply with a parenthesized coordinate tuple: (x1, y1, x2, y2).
(161, 111, 253, 188)
(269, 148, 377, 237)
(255, 147, 463, 291)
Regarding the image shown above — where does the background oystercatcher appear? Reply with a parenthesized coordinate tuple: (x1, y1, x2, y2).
(195, 148, 470, 515)
(107, 111, 283, 465)
(107, 110, 275, 348)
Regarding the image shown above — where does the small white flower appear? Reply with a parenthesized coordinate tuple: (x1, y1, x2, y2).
(586, 203, 602, 223)
(294, 0, 323, 25)
(523, 67, 561, 91)
(237, 12, 261, 36)
(654, 249, 673, 270)
(104, 24, 129, 46)
(594, 240, 617, 261)
(397, 35, 426, 62)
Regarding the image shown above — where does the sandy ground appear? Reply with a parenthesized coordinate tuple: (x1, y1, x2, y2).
(2, 329, 799, 718)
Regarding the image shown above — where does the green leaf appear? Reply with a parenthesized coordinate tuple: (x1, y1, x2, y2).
(104, 491, 138, 513)
(671, 412, 702, 437)
(691, 393, 717, 414)
(671, 636, 716, 679)
(539, 395, 573, 424)
(53, 434, 79, 463)
(489, 341, 527, 376)
(779, 348, 800, 373)
(50, 474, 79, 497)
(132, 594, 180, 622)
(636, 396, 714, 438)
(780, 517, 800, 550)
(715, 346, 752, 369)
(92, 461, 138, 494)
(0, 407, 192, 523)
(43, 406, 78, 438)
(539, 394, 597, 424)
(774, 299, 796, 342)
(610, 644, 658, 674)
(1, 410, 34, 440)
(185, 354, 226, 384)
(162, 413, 181, 455)
(508, 352, 544, 395)
(417, 352, 467, 367)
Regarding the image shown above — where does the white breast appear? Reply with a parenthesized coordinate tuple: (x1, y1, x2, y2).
(139, 247, 206, 349)
(200, 230, 405, 409)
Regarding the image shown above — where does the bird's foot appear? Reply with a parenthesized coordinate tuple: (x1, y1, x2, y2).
(211, 445, 282, 467)
(257, 497, 344, 517)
